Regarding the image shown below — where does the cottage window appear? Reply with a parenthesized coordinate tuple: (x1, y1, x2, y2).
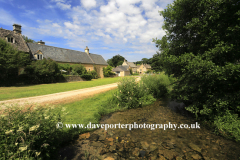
(37, 54, 43, 60)
(8, 37, 14, 43)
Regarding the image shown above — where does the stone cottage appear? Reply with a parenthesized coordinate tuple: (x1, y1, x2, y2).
(122, 59, 137, 73)
(0, 24, 108, 78)
(137, 63, 151, 74)
(112, 65, 131, 77)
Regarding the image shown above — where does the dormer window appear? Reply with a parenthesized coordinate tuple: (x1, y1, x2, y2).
(7, 37, 15, 43)
(37, 54, 43, 60)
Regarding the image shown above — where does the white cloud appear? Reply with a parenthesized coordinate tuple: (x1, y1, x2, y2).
(56, 2, 71, 10)
(81, 0, 97, 9)
(22, 0, 173, 61)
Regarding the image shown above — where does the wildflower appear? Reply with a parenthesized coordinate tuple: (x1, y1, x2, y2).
(15, 143, 18, 146)
(5, 130, 13, 135)
(45, 116, 49, 119)
(29, 124, 40, 132)
(19, 146, 27, 152)
(62, 107, 66, 112)
(128, 92, 129, 94)
(35, 152, 41, 157)
(120, 90, 121, 93)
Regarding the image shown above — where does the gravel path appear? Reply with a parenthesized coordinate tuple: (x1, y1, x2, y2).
(0, 77, 141, 109)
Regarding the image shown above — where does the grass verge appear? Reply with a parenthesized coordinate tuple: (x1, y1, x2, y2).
(0, 77, 120, 101)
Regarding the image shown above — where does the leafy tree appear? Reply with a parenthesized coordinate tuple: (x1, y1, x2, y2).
(107, 54, 125, 67)
(24, 58, 61, 84)
(152, 35, 169, 72)
(153, 0, 240, 124)
(22, 35, 36, 43)
(135, 58, 152, 65)
(0, 38, 30, 86)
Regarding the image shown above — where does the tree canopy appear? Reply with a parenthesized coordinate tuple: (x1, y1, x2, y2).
(153, 0, 240, 124)
(22, 35, 36, 43)
(0, 38, 30, 86)
(107, 54, 125, 67)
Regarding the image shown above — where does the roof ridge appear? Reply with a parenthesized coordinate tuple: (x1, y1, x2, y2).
(27, 43, 87, 53)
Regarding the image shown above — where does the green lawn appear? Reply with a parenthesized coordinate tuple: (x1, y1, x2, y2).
(0, 77, 121, 101)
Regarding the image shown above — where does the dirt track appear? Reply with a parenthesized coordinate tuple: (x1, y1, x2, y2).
(0, 77, 141, 109)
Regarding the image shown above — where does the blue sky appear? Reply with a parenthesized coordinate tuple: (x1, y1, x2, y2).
(0, 0, 174, 62)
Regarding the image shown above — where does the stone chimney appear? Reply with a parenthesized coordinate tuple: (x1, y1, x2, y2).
(13, 24, 22, 34)
(37, 40, 45, 45)
(85, 46, 89, 55)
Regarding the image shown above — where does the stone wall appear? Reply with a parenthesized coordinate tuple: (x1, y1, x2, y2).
(59, 76, 86, 82)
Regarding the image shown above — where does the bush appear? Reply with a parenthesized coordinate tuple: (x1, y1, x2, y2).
(72, 64, 87, 76)
(89, 70, 98, 79)
(24, 58, 61, 84)
(141, 74, 173, 99)
(214, 110, 240, 142)
(0, 104, 81, 159)
(81, 74, 93, 81)
(58, 63, 72, 74)
(114, 77, 156, 109)
(103, 65, 115, 77)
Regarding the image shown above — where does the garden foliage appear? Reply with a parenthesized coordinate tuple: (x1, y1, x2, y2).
(141, 74, 173, 99)
(153, 0, 240, 141)
(0, 105, 81, 159)
(81, 74, 93, 81)
(24, 58, 61, 84)
(103, 65, 115, 77)
(0, 38, 30, 86)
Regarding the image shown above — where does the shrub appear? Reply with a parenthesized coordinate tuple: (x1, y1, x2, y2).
(24, 58, 61, 84)
(0, 104, 81, 159)
(81, 74, 93, 81)
(214, 110, 240, 142)
(141, 74, 173, 99)
(115, 77, 156, 109)
(103, 65, 115, 77)
(72, 64, 87, 75)
(89, 70, 98, 79)
(58, 63, 72, 74)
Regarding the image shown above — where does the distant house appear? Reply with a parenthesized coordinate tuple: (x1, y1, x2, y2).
(122, 59, 137, 73)
(112, 65, 131, 77)
(137, 64, 151, 74)
(0, 24, 108, 78)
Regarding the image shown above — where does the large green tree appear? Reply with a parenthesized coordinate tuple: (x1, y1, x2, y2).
(153, 0, 240, 122)
(0, 38, 30, 86)
(107, 54, 125, 67)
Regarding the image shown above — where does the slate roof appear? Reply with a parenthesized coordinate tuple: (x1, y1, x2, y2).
(27, 43, 108, 65)
(122, 61, 137, 68)
(127, 62, 137, 68)
(0, 28, 29, 52)
(112, 65, 129, 72)
(88, 53, 108, 65)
